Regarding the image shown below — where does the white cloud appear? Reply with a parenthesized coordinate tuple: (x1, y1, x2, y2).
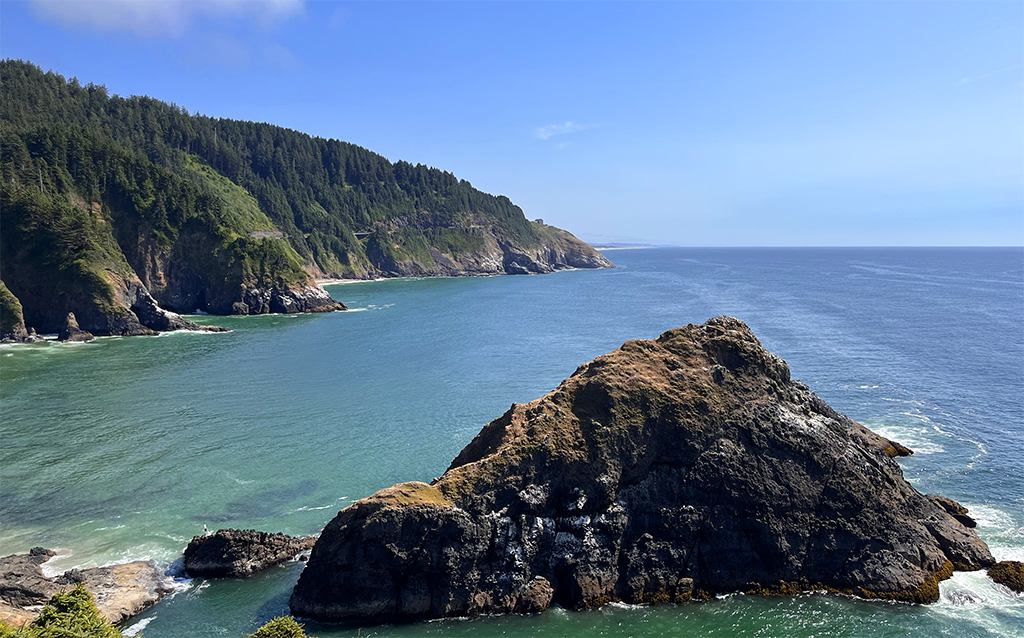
(535, 121, 586, 140)
(31, 0, 304, 38)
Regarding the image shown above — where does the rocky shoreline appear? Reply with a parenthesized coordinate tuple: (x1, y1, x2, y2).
(0, 548, 175, 626)
(0, 529, 315, 627)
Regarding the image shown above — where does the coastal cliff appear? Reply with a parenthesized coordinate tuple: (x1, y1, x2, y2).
(290, 316, 994, 624)
(0, 60, 609, 337)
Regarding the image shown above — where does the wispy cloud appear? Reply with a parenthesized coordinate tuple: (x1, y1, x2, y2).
(328, 6, 351, 31)
(31, 0, 304, 38)
(535, 121, 588, 140)
(959, 66, 1018, 85)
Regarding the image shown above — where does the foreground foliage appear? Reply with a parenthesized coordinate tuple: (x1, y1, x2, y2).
(0, 585, 314, 638)
(247, 616, 313, 638)
(0, 585, 121, 638)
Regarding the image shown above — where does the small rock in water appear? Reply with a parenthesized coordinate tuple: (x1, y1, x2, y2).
(183, 528, 317, 578)
(945, 588, 982, 605)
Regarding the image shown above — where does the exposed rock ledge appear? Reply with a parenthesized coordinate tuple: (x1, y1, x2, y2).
(183, 529, 317, 578)
(988, 561, 1024, 593)
(0, 548, 175, 626)
(290, 316, 995, 624)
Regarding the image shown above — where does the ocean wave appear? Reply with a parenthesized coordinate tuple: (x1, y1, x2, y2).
(605, 601, 645, 610)
(122, 616, 154, 636)
(155, 328, 230, 338)
(867, 423, 946, 455)
(965, 504, 1016, 530)
(932, 570, 1024, 635)
(186, 579, 210, 599)
(295, 504, 333, 511)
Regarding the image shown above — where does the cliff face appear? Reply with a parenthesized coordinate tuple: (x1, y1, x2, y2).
(365, 223, 612, 277)
(0, 168, 342, 336)
(291, 316, 994, 624)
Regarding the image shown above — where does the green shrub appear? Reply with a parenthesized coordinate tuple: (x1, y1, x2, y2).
(32, 586, 122, 638)
(248, 616, 313, 638)
(0, 585, 121, 638)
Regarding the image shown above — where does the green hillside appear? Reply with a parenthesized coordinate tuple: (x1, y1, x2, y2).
(0, 59, 610, 334)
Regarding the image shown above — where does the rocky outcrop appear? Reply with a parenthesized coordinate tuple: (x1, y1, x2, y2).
(365, 224, 613, 278)
(57, 313, 95, 342)
(225, 284, 345, 316)
(183, 529, 317, 578)
(291, 316, 995, 624)
(988, 561, 1024, 592)
(0, 548, 175, 625)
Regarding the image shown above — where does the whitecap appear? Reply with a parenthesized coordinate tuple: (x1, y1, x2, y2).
(605, 601, 644, 610)
(867, 423, 946, 455)
(122, 617, 154, 636)
(965, 504, 1015, 530)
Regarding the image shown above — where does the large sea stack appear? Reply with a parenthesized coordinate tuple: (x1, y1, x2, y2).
(290, 316, 994, 624)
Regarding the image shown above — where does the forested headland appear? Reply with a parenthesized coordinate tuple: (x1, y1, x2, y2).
(0, 59, 610, 338)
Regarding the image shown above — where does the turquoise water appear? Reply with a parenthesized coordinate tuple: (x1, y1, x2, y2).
(1, 247, 1022, 637)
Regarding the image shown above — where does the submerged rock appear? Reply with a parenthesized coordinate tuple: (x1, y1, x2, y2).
(0, 547, 174, 625)
(183, 529, 317, 578)
(290, 316, 995, 624)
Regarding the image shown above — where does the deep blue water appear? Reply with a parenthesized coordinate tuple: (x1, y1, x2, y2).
(1, 247, 1022, 637)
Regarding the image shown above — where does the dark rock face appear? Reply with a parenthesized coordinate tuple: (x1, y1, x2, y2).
(183, 529, 317, 578)
(291, 316, 995, 624)
(0, 548, 174, 625)
(988, 561, 1024, 592)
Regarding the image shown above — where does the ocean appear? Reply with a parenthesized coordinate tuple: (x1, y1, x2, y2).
(1, 247, 1022, 637)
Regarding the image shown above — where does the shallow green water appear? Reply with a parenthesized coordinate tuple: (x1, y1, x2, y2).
(2, 248, 1022, 637)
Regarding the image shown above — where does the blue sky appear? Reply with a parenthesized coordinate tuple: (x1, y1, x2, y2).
(2, 0, 1021, 246)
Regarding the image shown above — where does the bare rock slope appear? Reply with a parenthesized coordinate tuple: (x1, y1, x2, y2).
(291, 316, 994, 624)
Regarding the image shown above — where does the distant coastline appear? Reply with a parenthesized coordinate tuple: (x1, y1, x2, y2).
(594, 244, 659, 251)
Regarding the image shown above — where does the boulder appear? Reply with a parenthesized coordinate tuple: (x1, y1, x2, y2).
(183, 529, 317, 578)
(291, 316, 995, 624)
(0, 548, 174, 625)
